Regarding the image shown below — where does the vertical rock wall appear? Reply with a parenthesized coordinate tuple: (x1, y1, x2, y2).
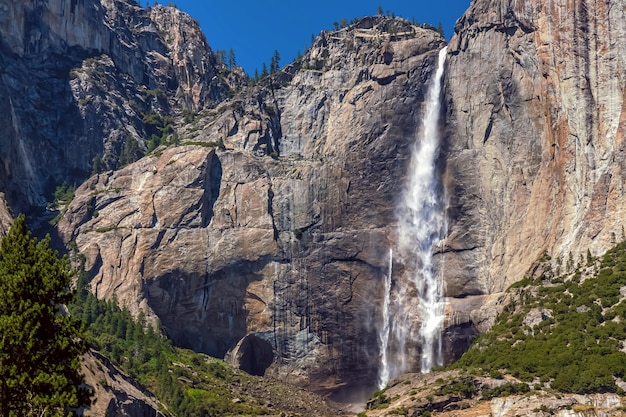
(444, 0, 626, 301)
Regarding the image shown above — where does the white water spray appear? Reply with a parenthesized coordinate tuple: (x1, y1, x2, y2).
(401, 45, 447, 373)
(379, 46, 448, 384)
(377, 248, 393, 389)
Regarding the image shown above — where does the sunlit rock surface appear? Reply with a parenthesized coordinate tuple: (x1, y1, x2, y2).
(58, 17, 446, 390)
(443, 0, 626, 324)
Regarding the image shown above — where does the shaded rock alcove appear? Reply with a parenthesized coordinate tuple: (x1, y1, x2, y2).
(226, 334, 274, 376)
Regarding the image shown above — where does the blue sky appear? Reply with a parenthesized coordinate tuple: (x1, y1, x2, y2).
(141, 1, 471, 76)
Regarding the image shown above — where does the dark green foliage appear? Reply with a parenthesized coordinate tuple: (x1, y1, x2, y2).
(182, 108, 196, 124)
(481, 382, 529, 399)
(119, 136, 144, 166)
(214, 50, 225, 66)
(227, 48, 236, 70)
(436, 22, 444, 37)
(269, 50, 280, 74)
(369, 389, 391, 410)
(454, 241, 626, 395)
(91, 156, 105, 175)
(434, 378, 477, 398)
(53, 182, 76, 206)
(143, 112, 174, 140)
(0, 215, 90, 416)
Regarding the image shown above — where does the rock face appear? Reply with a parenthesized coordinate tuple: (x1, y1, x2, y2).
(0, 0, 241, 210)
(443, 0, 626, 300)
(58, 17, 447, 390)
(5, 0, 626, 400)
(82, 350, 166, 417)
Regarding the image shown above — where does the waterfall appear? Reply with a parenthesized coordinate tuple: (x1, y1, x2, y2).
(377, 248, 393, 389)
(381, 45, 447, 383)
(402, 45, 447, 373)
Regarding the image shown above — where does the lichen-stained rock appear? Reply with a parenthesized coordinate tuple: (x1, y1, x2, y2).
(444, 0, 626, 317)
(59, 17, 447, 391)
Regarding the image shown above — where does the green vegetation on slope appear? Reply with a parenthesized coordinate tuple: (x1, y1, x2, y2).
(69, 268, 272, 416)
(454, 242, 626, 394)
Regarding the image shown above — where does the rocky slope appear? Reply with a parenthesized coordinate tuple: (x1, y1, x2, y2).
(82, 350, 167, 417)
(443, 0, 626, 325)
(361, 371, 625, 417)
(57, 15, 450, 392)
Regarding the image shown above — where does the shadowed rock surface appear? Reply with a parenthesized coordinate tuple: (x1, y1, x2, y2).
(0, 0, 243, 212)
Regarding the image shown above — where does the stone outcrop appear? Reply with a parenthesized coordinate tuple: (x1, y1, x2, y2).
(82, 350, 166, 417)
(365, 370, 625, 417)
(442, 0, 626, 323)
(58, 17, 447, 391)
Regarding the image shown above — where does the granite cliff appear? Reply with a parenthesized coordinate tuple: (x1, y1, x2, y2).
(443, 0, 626, 329)
(0, 0, 242, 213)
(1, 0, 625, 403)
(58, 16, 447, 391)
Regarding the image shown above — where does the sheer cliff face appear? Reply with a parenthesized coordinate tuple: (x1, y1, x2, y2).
(0, 0, 240, 209)
(7, 0, 626, 395)
(444, 0, 626, 299)
(58, 18, 446, 389)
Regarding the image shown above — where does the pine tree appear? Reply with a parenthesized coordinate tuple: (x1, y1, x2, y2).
(227, 48, 236, 70)
(436, 22, 445, 37)
(0, 215, 90, 417)
(270, 50, 280, 74)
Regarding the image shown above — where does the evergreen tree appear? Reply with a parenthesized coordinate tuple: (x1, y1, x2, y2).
(119, 136, 143, 166)
(270, 50, 281, 74)
(436, 22, 445, 37)
(0, 215, 90, 416)
(227, 48, 236, 70)
(261, 62, 268, 78)
(214, 49, 225, 66)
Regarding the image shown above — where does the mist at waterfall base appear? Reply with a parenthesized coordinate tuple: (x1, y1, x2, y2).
(377, 46, 448, 389)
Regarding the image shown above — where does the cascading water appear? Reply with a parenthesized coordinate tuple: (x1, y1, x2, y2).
(377, 248, 393, 389)
(378, 46, 448, 387)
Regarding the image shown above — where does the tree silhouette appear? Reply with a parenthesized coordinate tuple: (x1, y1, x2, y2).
(437, 22, 445, 37)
